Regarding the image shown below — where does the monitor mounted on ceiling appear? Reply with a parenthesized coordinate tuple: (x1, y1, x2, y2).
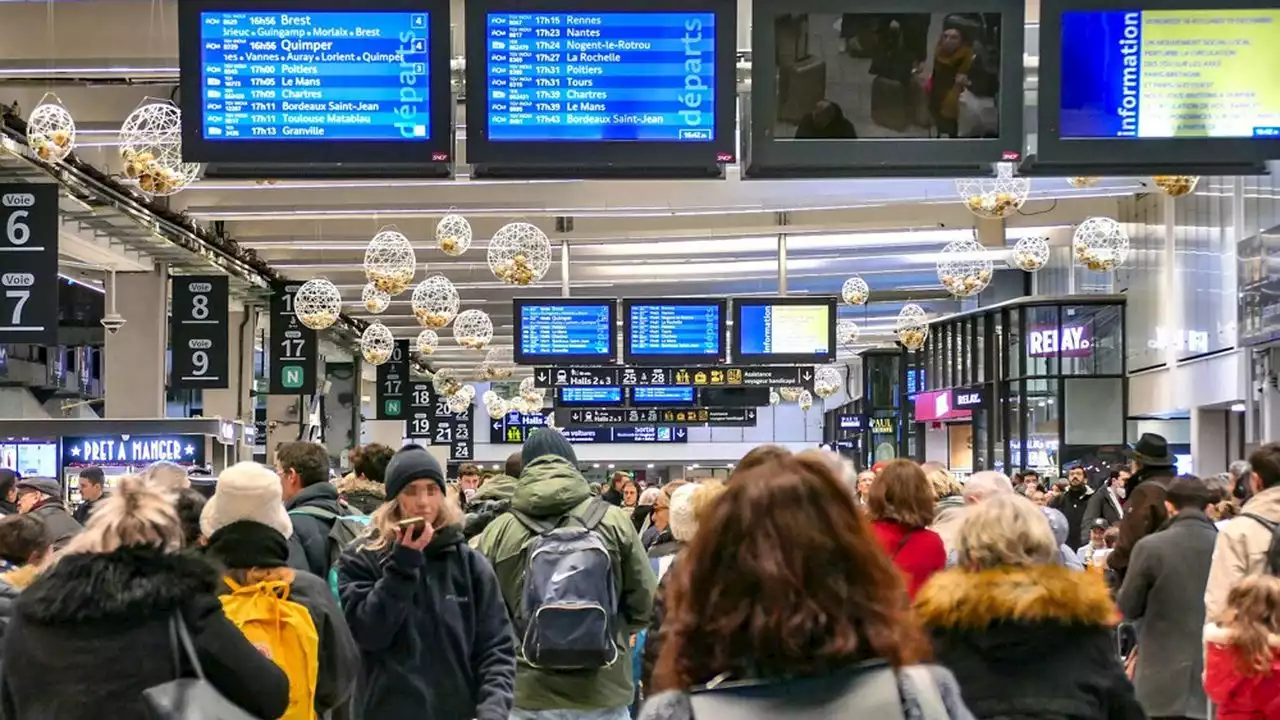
(622, 297, 728, 365)
(746, 0, 1025, 178)
(513, 297, 618, 365)
(732, 296, 838, 364)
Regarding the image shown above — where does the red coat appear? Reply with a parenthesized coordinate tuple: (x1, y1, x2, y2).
(871, 519, 946, 599)
(1204, 623, 1280, 720)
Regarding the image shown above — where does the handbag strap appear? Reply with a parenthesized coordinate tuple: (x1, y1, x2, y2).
(169, 611, 206, 681)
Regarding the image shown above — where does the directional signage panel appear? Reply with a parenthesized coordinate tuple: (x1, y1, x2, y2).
(490, 410, 550, 444)
(405, 379, 436, 439)
(268, 283, 317, 395)
(375, 340, 410, 420)
(556, 407, 757, 427)
(0, 184, 59, 345)
(534, 365, 814, 389)
(405, 378, 473, 460)
(170, 275, 229, 389)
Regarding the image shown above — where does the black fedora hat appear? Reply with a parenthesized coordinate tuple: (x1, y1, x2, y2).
(1125, 433, 1175, 467)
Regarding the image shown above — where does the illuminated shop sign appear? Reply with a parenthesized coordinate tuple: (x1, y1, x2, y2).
(954, 387, 987, 410)
(870, 417, 895, 434)
(836, 414, 865, 430)
(1027, 324, 1093, 358)
(63, 434, 206, 466)
(914, 390, 972, 423)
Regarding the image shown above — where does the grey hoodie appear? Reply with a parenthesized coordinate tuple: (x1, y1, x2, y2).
(1041, 506, 1085, 570)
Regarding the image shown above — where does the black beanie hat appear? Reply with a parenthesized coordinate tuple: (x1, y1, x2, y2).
(522, 428, 579, 468)
(384, 444, 445, 500)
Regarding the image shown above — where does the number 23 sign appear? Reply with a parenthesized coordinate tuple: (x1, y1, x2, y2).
(0, 185, 58, 345)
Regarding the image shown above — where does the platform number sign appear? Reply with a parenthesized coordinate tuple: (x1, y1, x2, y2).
(0, 184, 58, 345)
(268, 283, 317, 395)
(170, 275, 229, 389)
(404, 379, 472, 459)
(375, 340, 409, 419)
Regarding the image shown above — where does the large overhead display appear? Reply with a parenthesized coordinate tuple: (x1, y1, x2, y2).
(623, 298, 726, 365)
(465, 0, 737, 176)
(1036, 0, 1280, 170)
(733, 297, 838, 364)
(748, 0, 1024, 176)
(178, 0, 453, 167)
(513, 298, 617, 364)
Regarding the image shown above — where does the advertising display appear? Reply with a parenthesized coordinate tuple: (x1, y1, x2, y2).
(0, 442, 57, 477)
(514, 298, 617, 364)
(733, 296, 837, 364)
(913, 389, 973, 422)
(0, 184, 59, 346)
(623, 298, 726, 364)
(170, 275, 230, 390)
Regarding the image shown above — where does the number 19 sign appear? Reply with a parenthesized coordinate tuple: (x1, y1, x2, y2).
(0, 184, 58, 345)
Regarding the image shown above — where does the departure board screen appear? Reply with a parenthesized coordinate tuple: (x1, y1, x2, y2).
(484, 12, 717, 142)
(624, 299, 725, 363)
(558, 386, 624, 406)
(734, 298, 837, 363)
(514, 299, 617, 364)
(630, 386, 696, 404)
(196, 10, 432, 142)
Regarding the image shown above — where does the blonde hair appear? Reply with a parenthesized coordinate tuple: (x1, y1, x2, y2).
(689, 480, 726, 523)
(922, 462, 962, 499)
(1217, 575, 1280, 676)
(362, 492, 464, 552)
(139, 461, 190, 493)
(57, 476, 183, 559)
(956, 493, 1058, 570)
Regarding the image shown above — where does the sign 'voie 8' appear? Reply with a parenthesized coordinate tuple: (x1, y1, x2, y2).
(170, 275, 229, 389)
(0, 184, 58, 345)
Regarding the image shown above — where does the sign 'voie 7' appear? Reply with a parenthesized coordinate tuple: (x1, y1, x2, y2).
(170, 275, 229, 389)
(0, 184, 58, 345)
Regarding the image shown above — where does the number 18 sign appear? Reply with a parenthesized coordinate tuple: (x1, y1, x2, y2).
(0, 184, 58, 345)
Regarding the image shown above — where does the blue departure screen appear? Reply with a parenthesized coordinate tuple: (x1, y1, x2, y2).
(519, 303, 614, 358)
(560, 386, 623, 405)
(198, 11, 431, 141)
(631, 386, 695, 404)
(628, 302, 721, 357)
(485, 12, 716, 142)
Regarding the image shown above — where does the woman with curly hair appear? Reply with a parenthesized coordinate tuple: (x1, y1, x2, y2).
(640, 450, 970, 720)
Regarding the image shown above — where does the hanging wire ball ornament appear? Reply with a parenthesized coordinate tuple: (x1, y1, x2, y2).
(896, 303, 930, 351)
(460, 384, 477, 401)
(778, 387, 803, 403)
(478, 347, 514, 380)
(483, 390, 510, 419)
(956, 162, 1030, 219)
(447, 389, 472, 415)
(1012, 236, 1051, 272)
(119, 99, 201, 197)
(1152, 176, 1199, 197)
(294, 279, 343, 330)
(436, 213, 473, 256)
(519, 376, 548, 406)
(27, 94, 75, 163)
(936, 238, 994, 297)
(798, 389, 815, 412)
(837, 319, 861, 348)
(1072, 217, 1131, 272)
(841, 276, 870, 306)
(360, 322, 396, 366)
(769, 389, 781, 406)
(1067, 177, 1100, 189)
(454, 309, 494, 350)
(361, 283, 391, 314)
(433, 369, 463, 397)
(363, 227, 417, 295)
(415, 329, 439, 356)
(411, 275, 460, 328)
(813, 367, 842, 399)
(489, 222, 552, 286)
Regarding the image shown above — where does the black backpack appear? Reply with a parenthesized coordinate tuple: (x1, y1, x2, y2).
(1242, 513, 1280, 575)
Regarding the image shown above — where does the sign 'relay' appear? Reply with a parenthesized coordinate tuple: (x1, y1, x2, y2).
(1027, 325, 1093, 358)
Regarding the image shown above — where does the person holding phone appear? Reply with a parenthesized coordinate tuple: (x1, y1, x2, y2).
(336, 445, 516, 720)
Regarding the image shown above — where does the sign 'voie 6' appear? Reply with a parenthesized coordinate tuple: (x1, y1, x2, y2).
(0, 185, 58, 345)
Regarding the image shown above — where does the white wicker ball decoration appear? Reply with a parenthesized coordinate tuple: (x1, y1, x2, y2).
(483, 390, 510, 419)
(797, 389, 814, 412)
(1152, 176, 1199, 197)
(896, 303, 929, 351)
(1012, 236, 1051, 273)
(411, 275, 460, 328)
(360, 322, 395, 366)
(432, 369, 463, 397)
(361, 283, 391, 314)
(27, 94, 75, 163)
(294, 279, 342, 330)
(436, 214, 473, 256)
(769, 389, 781, 406)
(1072, 217, 1130, 272)
(1067, 177, 1100, 189)
(841, 276, 870, 306)
(460, 384, 477, 401)
(488, 222, 552, 285)
(415, 329, 439, 356)
(363, 227, 416, 295)
(119, 100, 200, 197)
(936, 239, 994, 297)
(478, 347, 514, 380)
(837, 319, 861, 348)
(778, 387, 803, 403)
(454, 309, 494, 350)
(446, 390, 472, 415)
(956, 162, 1029, 219)
(519, 377, 538, 397)
(814, 367, 842, 399)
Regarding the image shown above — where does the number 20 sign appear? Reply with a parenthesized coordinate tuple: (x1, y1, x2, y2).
(0, 185, 58, 345)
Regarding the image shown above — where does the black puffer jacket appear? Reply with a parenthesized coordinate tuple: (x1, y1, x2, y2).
(286, 482, 347, 578)
(0, 546, 289, 719)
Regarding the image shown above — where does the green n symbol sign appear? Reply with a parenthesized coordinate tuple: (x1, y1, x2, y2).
(282, 365, 303, 389)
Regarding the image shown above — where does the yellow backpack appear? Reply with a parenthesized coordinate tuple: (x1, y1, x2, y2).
(219, 577, 321, 720)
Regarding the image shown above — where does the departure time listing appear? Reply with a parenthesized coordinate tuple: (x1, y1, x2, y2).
(485, 12, 716, 142)
(199, 11, 431, 141)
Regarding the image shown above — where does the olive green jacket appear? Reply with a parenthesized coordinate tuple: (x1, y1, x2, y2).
(475, 455, 657, 711)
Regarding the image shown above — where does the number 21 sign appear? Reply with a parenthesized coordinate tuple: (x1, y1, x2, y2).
(0, 184, 58, 345)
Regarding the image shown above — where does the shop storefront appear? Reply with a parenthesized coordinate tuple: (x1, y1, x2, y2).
(918, 295, 1127, 479)
(838, 349, 925, 469)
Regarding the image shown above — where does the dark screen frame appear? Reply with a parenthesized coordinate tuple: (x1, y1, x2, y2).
(556, 386, 626, 407)
(732, 296, 838, 365)
(464, 0, 738, 173)
(747, 0, 1025, 178)
(628, 386, 699, 407)
(1035, 0, 1280, 173)
(512, 297, 619, 365)
(622, 297, 729, 365)
(178, 0, 455, 165)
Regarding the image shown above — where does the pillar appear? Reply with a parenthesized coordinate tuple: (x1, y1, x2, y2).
(264, 394, 302, 467)
(104, 268, 168, 418)
(1191, 408, 1228, 478)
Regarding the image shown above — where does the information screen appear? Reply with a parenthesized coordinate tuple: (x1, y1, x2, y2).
(1059, 9, 1280, 139)
(630, 386, 696, 404)
(198, 10, 433, 142)
(558, 386, 624, 406)
(515, 299, 616, 363)
(485, 11, 717, 142)
(734, 298, 836, 363)
(625, 300, 724, 363)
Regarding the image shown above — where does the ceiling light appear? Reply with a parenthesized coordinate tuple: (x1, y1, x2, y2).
(1231, 402, 1247, 413)
(608, 464, 615, 469)
(647, 463, 655, 469)
(592, 463, 600, 469)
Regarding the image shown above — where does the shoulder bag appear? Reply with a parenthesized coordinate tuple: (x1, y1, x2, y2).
(142, 611, 259, 720)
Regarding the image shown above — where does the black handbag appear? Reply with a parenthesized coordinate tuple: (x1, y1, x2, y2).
(142, 612, 259, 720)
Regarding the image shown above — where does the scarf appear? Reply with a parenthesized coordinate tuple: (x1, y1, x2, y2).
(205, 520, 291, 570)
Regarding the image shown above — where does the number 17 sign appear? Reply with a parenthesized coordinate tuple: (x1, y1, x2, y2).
(0, 184, 58, 345)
